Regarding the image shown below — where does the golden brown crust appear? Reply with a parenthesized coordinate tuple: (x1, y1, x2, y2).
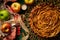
(29, 4, 60, 38)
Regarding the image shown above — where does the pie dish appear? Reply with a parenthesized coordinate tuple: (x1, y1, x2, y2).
(29, 3, 60, 38)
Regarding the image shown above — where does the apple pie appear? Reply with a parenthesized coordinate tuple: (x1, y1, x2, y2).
(29, 3, 60, 38)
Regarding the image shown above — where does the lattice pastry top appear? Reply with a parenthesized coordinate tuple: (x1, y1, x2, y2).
(29, 3, 60, 38)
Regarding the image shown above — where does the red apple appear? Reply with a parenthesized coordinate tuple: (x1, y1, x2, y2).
(1, 23, 11, 33)
(11, 2, 21, 13)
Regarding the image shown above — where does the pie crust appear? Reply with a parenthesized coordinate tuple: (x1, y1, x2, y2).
(29, 3, 60, 38)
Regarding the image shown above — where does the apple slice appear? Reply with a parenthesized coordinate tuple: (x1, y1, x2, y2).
(22, 4, 27, 10)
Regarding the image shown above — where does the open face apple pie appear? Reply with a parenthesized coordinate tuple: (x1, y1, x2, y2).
(29, 4, 60, 38)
